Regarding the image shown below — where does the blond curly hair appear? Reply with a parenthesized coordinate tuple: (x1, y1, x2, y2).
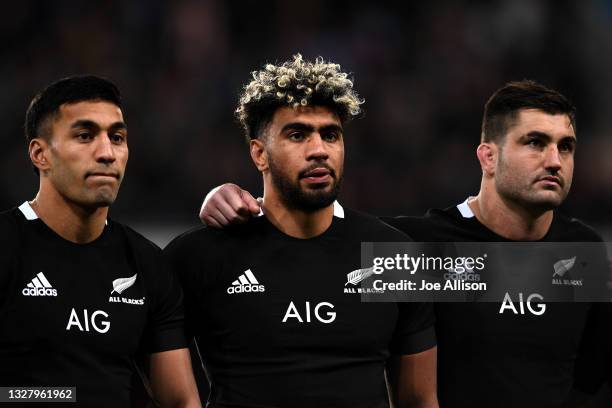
(236, 54, 364, 141)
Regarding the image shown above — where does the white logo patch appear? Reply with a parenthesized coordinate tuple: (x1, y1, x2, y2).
(282, 301, 336, 324)
(344, 267, 383, 294)
(551, 256, 582, 286)
(345, 267, 374, 286)
(227, 269, 265, 294)
(111, 274, 137, 294)
(66, 308, 110, 334)
(108, 274, 145, 305)
(552, 257, 576, 278)
(22, 272, 57, 297)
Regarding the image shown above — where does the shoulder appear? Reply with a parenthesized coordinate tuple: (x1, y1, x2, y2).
(382, 207, 461, 241)
(0, 207, 22, 232)
(0, 206, 28, 249)
(106, 221, 169, 290)
(164, 222, 250, 254)
(551, 213, 605, 242)
(110, 220, 162, 255)
(341, 207, 411, 241)
(164, 221, 263, 269)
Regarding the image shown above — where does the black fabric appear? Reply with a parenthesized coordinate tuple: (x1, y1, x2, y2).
(165, 207, 436, 408)
(382, 205, 611, 408)
(0, 205, 186, 408)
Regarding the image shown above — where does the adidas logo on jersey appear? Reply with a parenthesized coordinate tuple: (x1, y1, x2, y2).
(227, 269, 265, 294)
(22, 272, 57, 297)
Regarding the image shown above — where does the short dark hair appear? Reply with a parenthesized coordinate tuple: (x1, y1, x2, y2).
(24, 75, 122, 174)
(481, 80, 576, 143)
(236, 54, 363, 142)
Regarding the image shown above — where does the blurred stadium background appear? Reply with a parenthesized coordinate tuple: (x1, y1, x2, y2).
(1, 1, 611, 246)
(1, 0, 610, 405)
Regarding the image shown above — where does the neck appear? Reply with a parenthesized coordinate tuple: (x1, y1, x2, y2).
(468, 181, 553, 241)
(30, 182, 108, 244)
(262, 186, 334, 239)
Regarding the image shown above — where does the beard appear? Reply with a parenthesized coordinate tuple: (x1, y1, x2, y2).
(268, 156, 342, 213)
(495, 151, 570, 213)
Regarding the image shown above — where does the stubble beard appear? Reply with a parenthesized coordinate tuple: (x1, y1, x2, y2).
(494, 153, 568, 213)
(89, 187, 118, 207)
(268, 156, 342, 213)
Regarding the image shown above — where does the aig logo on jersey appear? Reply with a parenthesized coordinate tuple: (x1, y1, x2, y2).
(66, 308, 110, 334)
(282, 301, 336, 324)
(227, 269, 265, 294)
(22, 272, 57, 297)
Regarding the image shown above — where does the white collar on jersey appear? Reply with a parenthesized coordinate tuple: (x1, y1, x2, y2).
(333, 201, 345, 218)
(456, 197, 475, 219)
(18, 201, 108, 225)
(18, 201, 38, 220)
(255, 199, 345, 219)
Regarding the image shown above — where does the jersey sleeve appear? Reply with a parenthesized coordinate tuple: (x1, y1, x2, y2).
(164, 227, 222, 339)
(367, 217, 436, 355)
(142, 247, 188, 353)
(0, 211, 22, 305)
(389, 301, 436, 355)
(572, 302, 612, 394)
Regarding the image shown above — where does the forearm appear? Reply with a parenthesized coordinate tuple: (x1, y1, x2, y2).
(150, 348, 201, 408)
(388, 347, 438, 408)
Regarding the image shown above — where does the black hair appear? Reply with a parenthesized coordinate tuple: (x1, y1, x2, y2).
(482, 80, 576, 143)
(24, 75, 122, 174)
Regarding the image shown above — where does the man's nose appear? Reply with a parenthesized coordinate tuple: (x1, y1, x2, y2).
(94, 134, 116, 164)
(305, 134, 329, 160)
(543, 145, 561, 172)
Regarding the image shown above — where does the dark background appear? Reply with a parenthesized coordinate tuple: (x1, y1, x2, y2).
(1, 0, 611, 246)
(2, 0, 611, 405)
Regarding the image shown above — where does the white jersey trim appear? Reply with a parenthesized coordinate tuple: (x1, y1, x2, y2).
(333, 201, 344, 219)
(18, 201, 108, 225)
(456, 198, 475, 218)
(18, 201, 38, 220)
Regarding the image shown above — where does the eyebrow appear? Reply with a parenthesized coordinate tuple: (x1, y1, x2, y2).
(523, 131, 577, 145)
(70, 119, 127, 131)
(280, 122, 343, 134)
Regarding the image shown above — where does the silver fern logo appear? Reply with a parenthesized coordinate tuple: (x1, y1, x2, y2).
(553, 257, 576, 278)
(111, 274, 137, 294)
(346, 267, 374, 286)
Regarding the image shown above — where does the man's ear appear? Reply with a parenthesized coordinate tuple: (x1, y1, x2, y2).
(250, 139, 268, 172)
(29, 138, 51, 175)
(476, 142, 498, 177)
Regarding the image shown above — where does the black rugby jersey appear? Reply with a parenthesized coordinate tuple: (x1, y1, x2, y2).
(0, 202, 186, 407)
(383, 198, 611, 408)
(165, 203, 436, 408)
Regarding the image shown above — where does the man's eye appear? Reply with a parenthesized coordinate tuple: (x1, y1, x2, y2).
(559, 142, 574, 153)
(77, 133, 92, 141)
(323, 132, 339, 142)
(111, 134, 125, 144)
(288, 132, 304, 141)
(527, 139, 543, 148)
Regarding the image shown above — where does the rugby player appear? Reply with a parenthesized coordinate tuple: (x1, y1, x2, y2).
(0, 76, 201, 407)
(165, 55, 438, 407)
(199, 80, 611, 407)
